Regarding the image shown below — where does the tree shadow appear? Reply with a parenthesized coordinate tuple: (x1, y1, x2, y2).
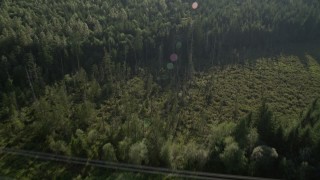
(196, 41, 320, 71)
(243, 41, 320, 67)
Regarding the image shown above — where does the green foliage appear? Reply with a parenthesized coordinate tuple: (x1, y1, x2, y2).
(128, 139, 149, 165)
(256, 102, 280, 147)
(87, 129, 99, 145)
(102, 143, 118, 162)
(249, 145, 279, 177)
(118, 137, 132, 162)
(279, 157, 297, 180)
(234, 113, 257, 149)
(184, 141, 209, 170)
(73, 101, 95, 130)
(160, 140, 185, 170)
(1, 55, 320, 179)
(30, 84, 72, 140)
(219, 136, 247, 174)
(301, 98, 320, 127)
(70, 129, 88, 157)
(121, 113, 145, 141)
(208, 121, 236, 150)
(47, 136, 69, 155)
(0, 0, 320, 179)
(160, 140, 208, 170)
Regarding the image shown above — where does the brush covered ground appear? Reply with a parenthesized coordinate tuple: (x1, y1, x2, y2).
(1, 51, 320, 179)
(1, 0, 320, 179)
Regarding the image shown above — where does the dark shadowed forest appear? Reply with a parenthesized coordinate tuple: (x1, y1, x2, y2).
(1, 0, 320, 179)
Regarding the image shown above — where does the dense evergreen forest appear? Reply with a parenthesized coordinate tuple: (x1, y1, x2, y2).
(1, 0, 320, 179)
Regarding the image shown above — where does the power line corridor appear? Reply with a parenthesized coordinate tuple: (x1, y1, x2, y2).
(0, 148, 279, 180)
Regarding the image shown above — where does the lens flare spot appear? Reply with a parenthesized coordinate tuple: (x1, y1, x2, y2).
(167, 63, 174, 70)
(192, 2, 198, 10)
(170, 53, 178, 62)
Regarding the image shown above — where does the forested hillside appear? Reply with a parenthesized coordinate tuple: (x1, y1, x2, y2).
(1, 0, 320, 179)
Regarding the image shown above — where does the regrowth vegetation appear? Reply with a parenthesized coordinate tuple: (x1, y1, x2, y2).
(0, 0, 320, 179)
